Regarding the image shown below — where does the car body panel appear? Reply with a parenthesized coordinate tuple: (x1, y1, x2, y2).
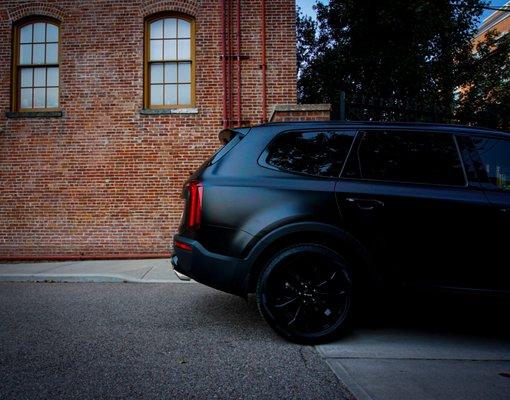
(334, 179, 490, 290)
(173, 221, 370, 296)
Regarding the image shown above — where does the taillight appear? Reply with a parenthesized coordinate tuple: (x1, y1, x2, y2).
(174, 240, 192, 251)
(186, 181, 203, 229)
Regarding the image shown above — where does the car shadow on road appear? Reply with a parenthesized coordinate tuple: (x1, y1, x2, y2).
(185, 284, 510, 345)
(357, 290, 510, 341)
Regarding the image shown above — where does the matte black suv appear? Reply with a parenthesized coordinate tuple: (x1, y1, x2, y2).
(171, 122, 510, 343)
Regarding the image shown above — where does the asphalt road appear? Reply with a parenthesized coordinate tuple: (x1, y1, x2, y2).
(0, 282, 353, 400)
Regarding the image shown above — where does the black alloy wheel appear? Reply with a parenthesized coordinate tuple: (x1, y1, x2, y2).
(256, 244, 353, 344)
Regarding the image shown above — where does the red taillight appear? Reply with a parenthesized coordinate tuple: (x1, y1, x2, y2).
(174, 240, 192, 251)
(186, 181, 203, 229)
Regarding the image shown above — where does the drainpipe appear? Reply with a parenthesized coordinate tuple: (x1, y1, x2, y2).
(236, 0, 242, 126)
(227, 0, 233, 126)
(260, 0, 267, 123)
(221, 0, 228, 128)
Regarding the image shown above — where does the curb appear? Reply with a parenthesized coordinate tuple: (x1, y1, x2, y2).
(0, 274, 194, 284)
(323, 359, 374, 400)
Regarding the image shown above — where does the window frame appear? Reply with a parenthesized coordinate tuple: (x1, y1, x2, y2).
(143, 12, 196, 109)
(340, 129, 469, 188)
(11, 16, 61, 113)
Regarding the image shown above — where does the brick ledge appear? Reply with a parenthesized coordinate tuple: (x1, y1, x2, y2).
(269, 104, 331, 122)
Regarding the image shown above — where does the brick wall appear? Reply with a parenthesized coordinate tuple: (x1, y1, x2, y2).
(0, 0, 297, 259)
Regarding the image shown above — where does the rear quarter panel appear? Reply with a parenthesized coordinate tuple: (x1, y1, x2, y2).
(204, 176, 339, 234)
(199, 126, 343, 257)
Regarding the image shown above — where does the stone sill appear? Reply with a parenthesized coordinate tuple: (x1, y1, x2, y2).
(140, 108, 198, 115)
(6, 111, 63, 119)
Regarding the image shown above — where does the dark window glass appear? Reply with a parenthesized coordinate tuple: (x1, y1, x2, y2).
(471, 137, 510, 191)
(343, 130, 465, 186)
(265, 130, 356, 178)
(455, 135, 480, 182)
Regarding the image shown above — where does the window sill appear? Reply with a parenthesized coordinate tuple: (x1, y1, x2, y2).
(140, 108, 198, 115)
(6, 111, 63, 119)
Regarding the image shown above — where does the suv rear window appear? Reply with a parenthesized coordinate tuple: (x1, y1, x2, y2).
(264, 130, 356, 178)
(343, 130, 466, 186)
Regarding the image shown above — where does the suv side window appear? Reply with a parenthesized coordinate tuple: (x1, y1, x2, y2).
(471, 137, 510, 191)
(264, 130, 356, 178)
(343, 130, 466, 186)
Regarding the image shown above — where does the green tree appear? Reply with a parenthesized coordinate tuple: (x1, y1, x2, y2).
(297, 1, 486, 122)
(296, 6, 318, 82)
(455, 31, 510, 130)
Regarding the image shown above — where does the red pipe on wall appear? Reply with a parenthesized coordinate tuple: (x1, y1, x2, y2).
(227, 0, 233, 126)
(260, 0, 267, 123)
(236, 0, 242, 126)
(221, 0, 228, 128)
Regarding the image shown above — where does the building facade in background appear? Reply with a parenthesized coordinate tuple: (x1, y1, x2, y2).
(474, 1, 510, 45)
(0, 0, 328, 259)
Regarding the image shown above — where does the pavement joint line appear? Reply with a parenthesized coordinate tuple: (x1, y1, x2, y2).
(139, 266, 155, 280)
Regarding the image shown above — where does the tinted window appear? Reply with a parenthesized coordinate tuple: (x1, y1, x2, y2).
(265, 130, 356, 178)
(455, 135, 480, 182)
(343, 130, 465, 186)
(471, 137, 510, 191)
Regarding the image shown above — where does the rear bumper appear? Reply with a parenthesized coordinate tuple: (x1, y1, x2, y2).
(171, 235, 247, 296)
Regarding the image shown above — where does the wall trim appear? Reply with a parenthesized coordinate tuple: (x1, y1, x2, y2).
(0, 253, 171, 262)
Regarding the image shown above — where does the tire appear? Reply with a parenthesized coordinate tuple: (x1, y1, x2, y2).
(256, 243, 354, 344)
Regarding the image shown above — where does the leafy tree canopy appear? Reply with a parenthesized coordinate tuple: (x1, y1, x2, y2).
(297, 1, 509, 130)
(456, 31, 510, 130)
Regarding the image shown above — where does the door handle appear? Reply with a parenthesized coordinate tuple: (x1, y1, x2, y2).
(346, 198, 385, 210)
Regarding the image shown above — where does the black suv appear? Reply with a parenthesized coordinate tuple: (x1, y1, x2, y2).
(171, 122, 510, 343)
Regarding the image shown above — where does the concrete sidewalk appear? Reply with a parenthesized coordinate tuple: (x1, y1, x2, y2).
(0, 258, 190, 283)
(317, 328, 510, 400)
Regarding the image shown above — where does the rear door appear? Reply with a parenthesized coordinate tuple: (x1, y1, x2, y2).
(335, 129, 490, 290)
(460, 135, 510, 292)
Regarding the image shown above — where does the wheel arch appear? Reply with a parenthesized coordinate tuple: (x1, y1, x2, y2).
(241, 222, 375, 294)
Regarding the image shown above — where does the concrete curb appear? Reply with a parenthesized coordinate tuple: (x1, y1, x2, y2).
(323, 359, 374, 400)
(0, 274, 194, 284)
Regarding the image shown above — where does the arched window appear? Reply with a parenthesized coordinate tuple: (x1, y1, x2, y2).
(13, 18, 60, 111)
(144, 14, 195, 108)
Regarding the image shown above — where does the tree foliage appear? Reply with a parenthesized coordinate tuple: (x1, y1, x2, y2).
(296, 6, 318, 84)
(296, 1, 501, 127)
(455, 32, 510, 130)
